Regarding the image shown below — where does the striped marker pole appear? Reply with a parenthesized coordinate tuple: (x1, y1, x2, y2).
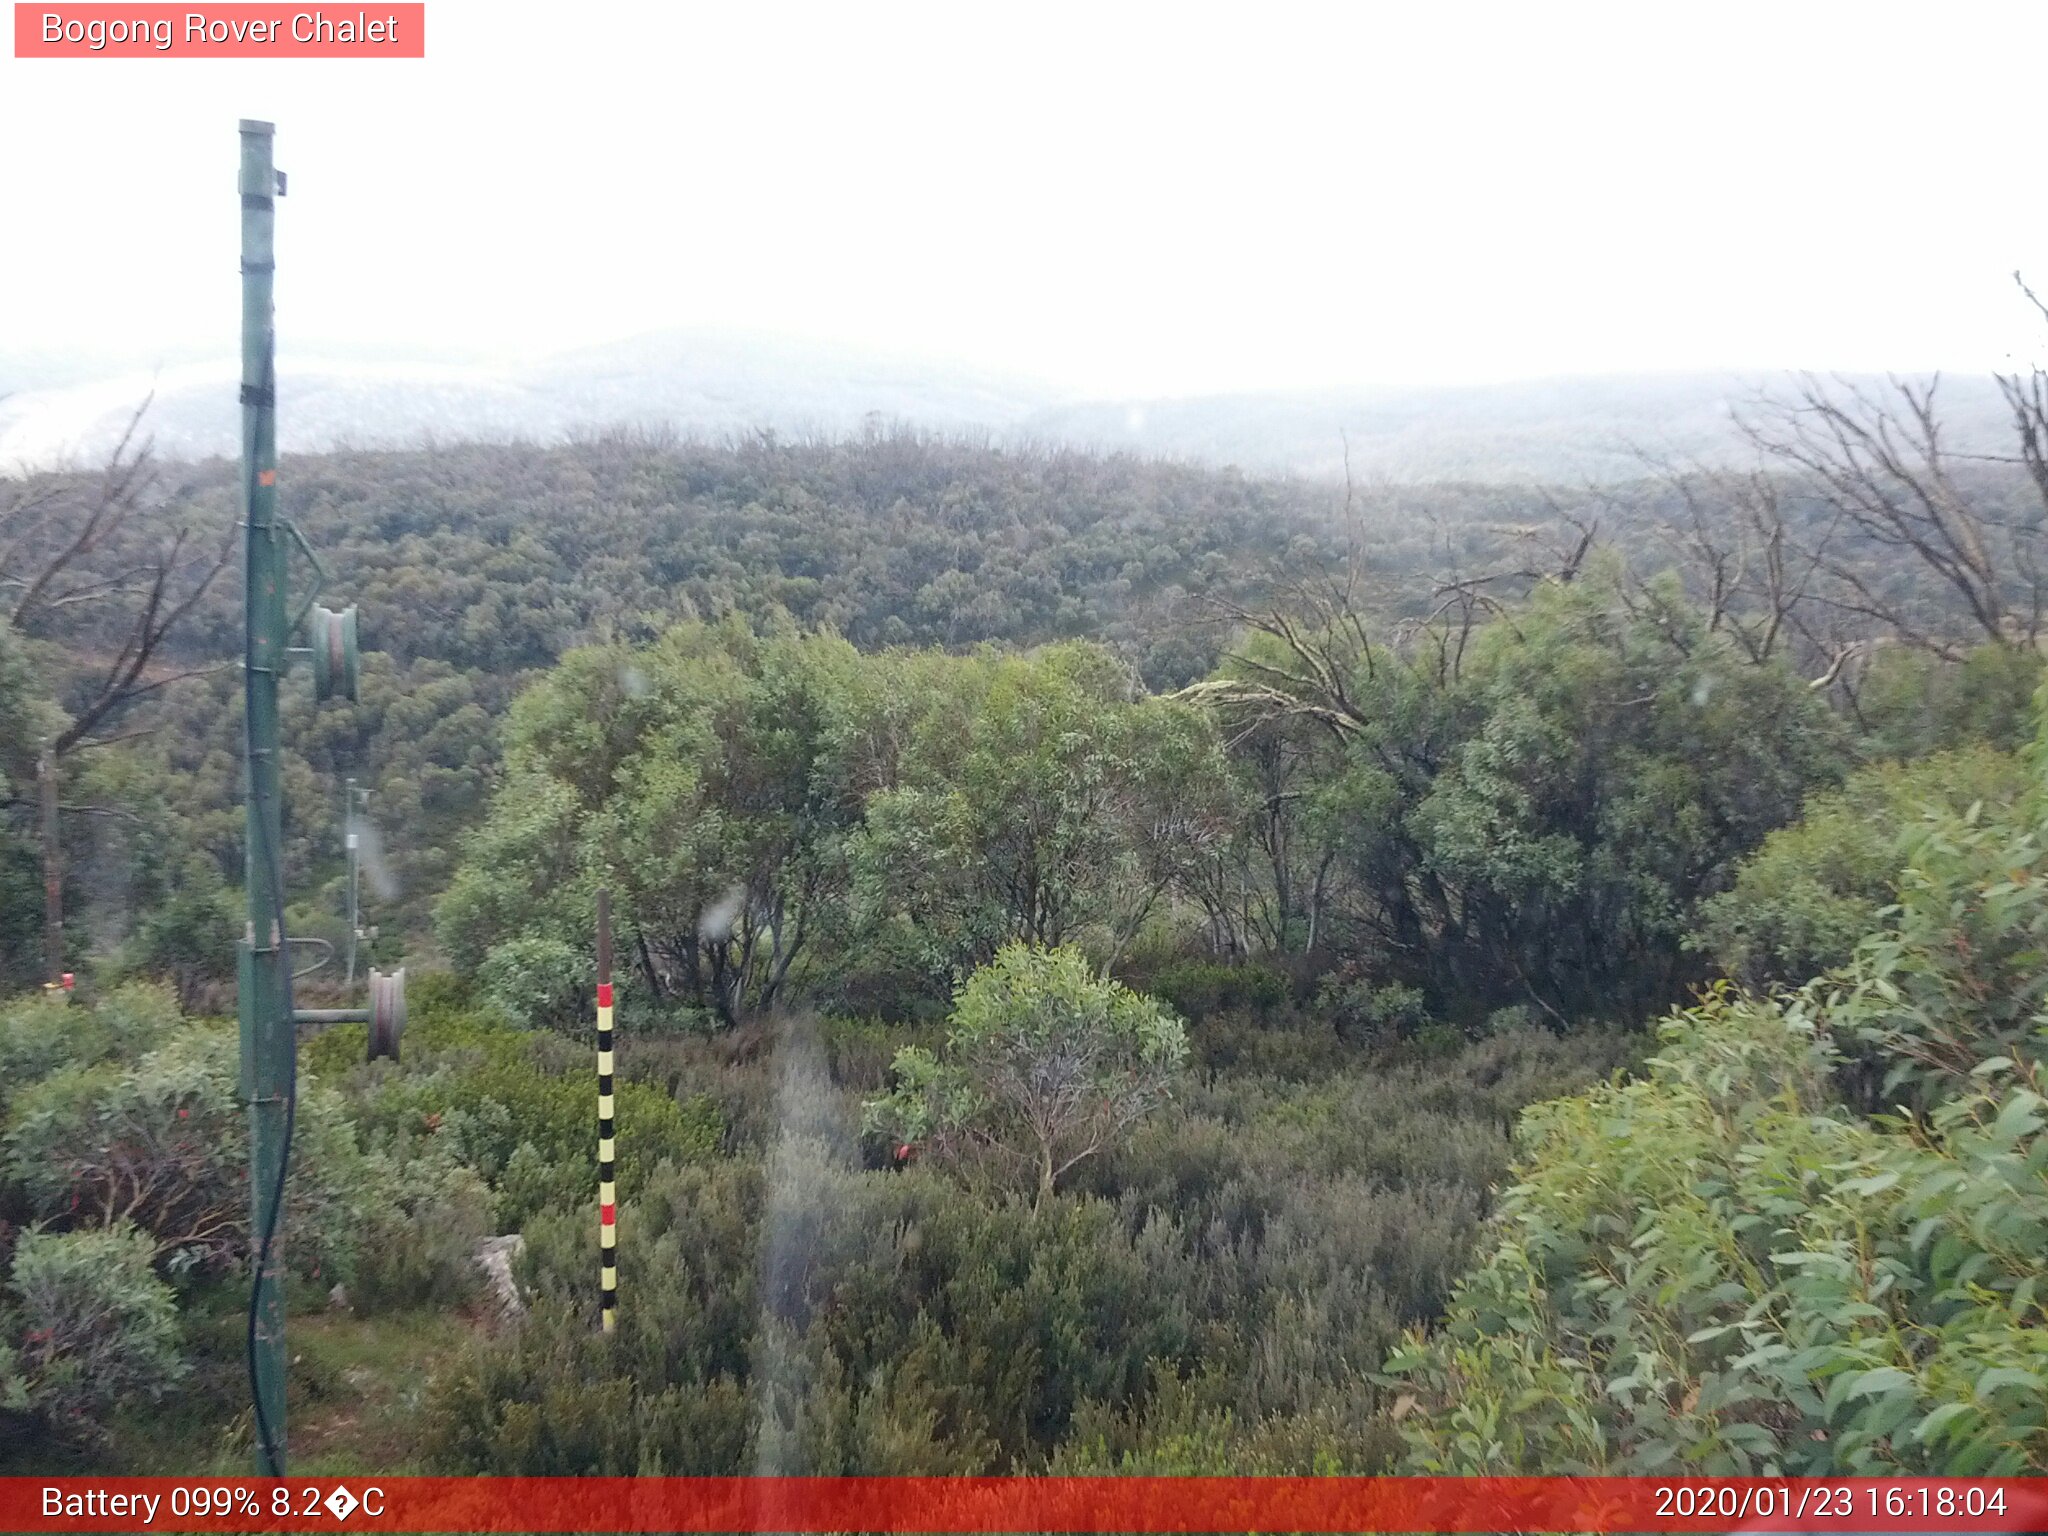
(596, 888, 617, 1334)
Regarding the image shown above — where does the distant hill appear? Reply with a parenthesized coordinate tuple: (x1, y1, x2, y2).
(0, 330, 1058, 469)
(0, 330, 2022, 484)
(1021, 373, 2021, 482)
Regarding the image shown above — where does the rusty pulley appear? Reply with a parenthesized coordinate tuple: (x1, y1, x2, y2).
(366, 965, 406, 1061)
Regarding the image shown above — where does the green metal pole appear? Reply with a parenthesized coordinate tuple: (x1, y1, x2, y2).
(237, 116, 290, 1478)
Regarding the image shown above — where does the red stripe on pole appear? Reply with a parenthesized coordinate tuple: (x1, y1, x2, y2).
(598, 982, 613, 1008)
(5, 1478, 2044, 1532)
(601, 1203, 616, 1225)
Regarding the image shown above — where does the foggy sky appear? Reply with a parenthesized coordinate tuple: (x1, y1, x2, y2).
(3, 0, 2045, 399)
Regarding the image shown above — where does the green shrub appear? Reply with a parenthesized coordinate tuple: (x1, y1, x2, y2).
(1146, 960, 1287, 1022)
(865, 944, 1187, 1208)
(0, 1340, 24, 1414)
(475, 936, 592, 1032)
(1391, 986, 2048, 1473)
(0, 982, 180, 1118)
(811, 920, 954, 1023)
(4, 1023, 373, 1280)
(1695, 745, 2026, 988)
(456, 1052, 720, 1229)
(1316, 973, 1430, 1043)
(310, 995, 721, 1231)
(817, 1015, 923, 1094)
(7, 1224, 186, 1439)
(1053, 1364, 1398, 1473)
(1398, 740, 2048, 1475)
(429, 1154, 1220, 1474)
(346, 1145, 494, 1314)
(1186, 1009, 1351, 1079)
(124, 867, 239, 1014)
(421, 1010, 1624, 1478)
(1829, 790, 2048, 1111)
(1858, 642, 2046, 760)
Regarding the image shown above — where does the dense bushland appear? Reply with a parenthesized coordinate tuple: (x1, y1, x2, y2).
(420, 1001, 1632, 1475)
(4, 410, 2046, 1476)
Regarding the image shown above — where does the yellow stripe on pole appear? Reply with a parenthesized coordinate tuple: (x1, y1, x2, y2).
(597, 888, 617, 1335)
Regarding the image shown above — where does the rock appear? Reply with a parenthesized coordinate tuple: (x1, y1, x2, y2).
(473, 1234, 526, 1319)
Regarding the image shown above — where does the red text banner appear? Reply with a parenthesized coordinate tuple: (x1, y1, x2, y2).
(13, 5, 425, 57)
(5, 1476, 2046, 1533)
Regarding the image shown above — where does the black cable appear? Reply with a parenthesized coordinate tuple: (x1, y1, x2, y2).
(242, 337, 297, 1476)
(246, 794, 298, 1472)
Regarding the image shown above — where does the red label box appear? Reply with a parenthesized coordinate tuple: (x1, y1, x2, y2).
(13, 3, 425, 56)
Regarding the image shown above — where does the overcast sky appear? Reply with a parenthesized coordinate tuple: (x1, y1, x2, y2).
(4, 0, 2046, 399)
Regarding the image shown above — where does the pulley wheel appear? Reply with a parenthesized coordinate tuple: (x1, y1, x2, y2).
(310, 604, 360, 703)
(367, 966, 406, 1061)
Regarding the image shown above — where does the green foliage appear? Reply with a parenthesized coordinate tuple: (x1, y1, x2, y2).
(474, 936, 591, 1032)
(1207, 567, 1849, 1025)
(445, 624, 1234, 1026)
(0, 623, 41, 789)
(454, 1051, 720, 1230)
(346, 1144, 493, 1315)
(6, 1224, 186, 1439)
(423, 1014, 1621, 1477)
(1406, 572, 1848, 1018)
(0, 981, 180, 1119)
(1827, 772, 2048, 1112)
(119, 431, 1340, 953)
(310, 994, 721, 1232)
(1391, 733, 2048, 1475)
(0, 839, 41, 1000)
(0, 622, 44, 994)
(440, 621, 872, 1026)
(1317, 974, 1431, 1044)
(1697, 745, 2027, 987)
(1858, 642, 2047, 759)
(3, 1016, 372, 1280)
(853, 646, 1235, 978)
(122, 861, 239, 1013)
(866, 944, 1188, 1206)
(21, 425, 2048, 1480)
(1142, 960, 1288, 1021)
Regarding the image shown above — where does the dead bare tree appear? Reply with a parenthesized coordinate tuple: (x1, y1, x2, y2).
(1995, 273, 2048, 619)
(1742, 368, 2046, 658)
(1595, 454, 1869, 694)
(0, 400, 230, 983)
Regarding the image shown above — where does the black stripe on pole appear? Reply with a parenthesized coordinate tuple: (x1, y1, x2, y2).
(596, 886, 616, 1333)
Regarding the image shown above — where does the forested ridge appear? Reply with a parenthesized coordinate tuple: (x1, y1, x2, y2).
(1, 371, 2044, 1476)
